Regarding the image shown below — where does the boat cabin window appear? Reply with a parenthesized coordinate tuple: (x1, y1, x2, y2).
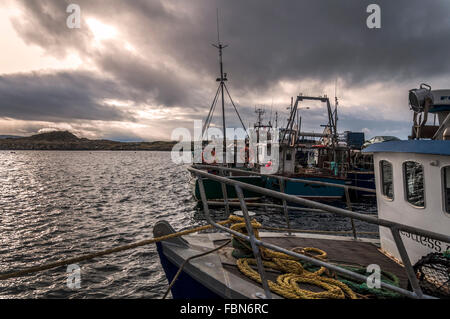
(403, 161, 425, 208)
(443, 166, 450, 214)
(380, 160, 393, 199)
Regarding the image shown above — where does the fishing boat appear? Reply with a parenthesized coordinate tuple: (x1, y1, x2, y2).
(154, 84, 450, 299)
(365, 84, 450, 265)
(263, 94, 352, 201)
(189, 35, 265, 201)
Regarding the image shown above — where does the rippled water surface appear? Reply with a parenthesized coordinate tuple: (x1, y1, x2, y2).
(0, 151, 377, 298)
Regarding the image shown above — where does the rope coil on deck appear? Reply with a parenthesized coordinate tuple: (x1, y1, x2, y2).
(228, 215, 358, 299)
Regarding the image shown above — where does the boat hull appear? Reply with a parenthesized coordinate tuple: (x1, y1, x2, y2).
(192, 175, 264, 201)
(264, 176, 348, 200)
(156, 242, 221, 299)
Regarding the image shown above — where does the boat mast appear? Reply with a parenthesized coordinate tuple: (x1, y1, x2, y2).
(213, 10, 228, 165)
(201, 10, 247, 165)
(275, 111, 278, 128)
(333, 79, 340, 166)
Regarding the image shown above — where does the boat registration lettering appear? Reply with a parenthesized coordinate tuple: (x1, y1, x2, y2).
(400, 231, 446, 252)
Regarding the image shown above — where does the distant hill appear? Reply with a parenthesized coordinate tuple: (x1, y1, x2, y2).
(0, 135, 22, 139)
(27, 131, 80, 141)
(0, 131, 180, 151)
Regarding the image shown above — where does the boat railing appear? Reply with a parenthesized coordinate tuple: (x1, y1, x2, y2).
(188, 166, 450, 299)
(193, 164, 375, 239)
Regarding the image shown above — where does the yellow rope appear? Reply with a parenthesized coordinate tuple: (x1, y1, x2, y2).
(229, 215, 357, 299)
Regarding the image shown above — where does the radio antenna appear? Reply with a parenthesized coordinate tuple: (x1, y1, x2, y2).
(334, 78, 339, 124)
(216, 8, 221, 44)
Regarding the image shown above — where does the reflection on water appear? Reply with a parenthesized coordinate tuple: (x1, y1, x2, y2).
(0, 151, 196, 298)
(0, 151, 378, 298)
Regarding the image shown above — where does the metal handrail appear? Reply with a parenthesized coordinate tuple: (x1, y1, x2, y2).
(193, 164, 374, 238)
(193, 164, 376, 193)
(189, 166, 450, 299)
(190, 167, 449, 243)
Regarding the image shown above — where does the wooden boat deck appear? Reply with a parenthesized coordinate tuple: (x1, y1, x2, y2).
(214, 234, 409, 290)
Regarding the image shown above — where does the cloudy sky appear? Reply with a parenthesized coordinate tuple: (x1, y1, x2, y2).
(0, 0, 449, 141)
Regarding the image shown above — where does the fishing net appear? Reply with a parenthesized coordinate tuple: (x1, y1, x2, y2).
(324, 265, 403, 299)
(337, 267, 403, 299)
(414, 251, 450, 298)
(288, 258, 402, 299)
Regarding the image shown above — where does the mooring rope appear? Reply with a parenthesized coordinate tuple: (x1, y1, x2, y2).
(0, 220, 233, 281)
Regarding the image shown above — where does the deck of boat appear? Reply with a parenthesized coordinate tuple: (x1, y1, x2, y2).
(154, 221, 410, 298)
(214, 233, 408, 290)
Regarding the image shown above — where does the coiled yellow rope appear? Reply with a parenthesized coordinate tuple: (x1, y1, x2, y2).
(229, 215, 357, 299)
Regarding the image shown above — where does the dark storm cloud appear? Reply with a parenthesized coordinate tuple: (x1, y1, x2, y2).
(11, 0, 450, 93)
(94, 44, 205, 108)
(0, 71, 133, 121)
(4, 0, 450, 137)
(9, 0, 212, 109)
(10, 0, 91, 58)
(195, 0, 450, 91)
